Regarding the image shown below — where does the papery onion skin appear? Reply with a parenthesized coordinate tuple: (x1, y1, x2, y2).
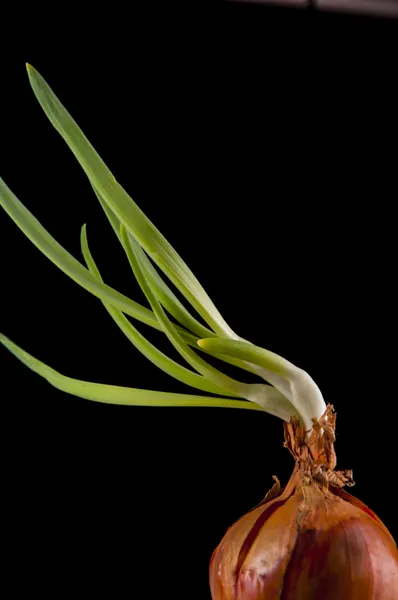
(209, 407, 398, 600)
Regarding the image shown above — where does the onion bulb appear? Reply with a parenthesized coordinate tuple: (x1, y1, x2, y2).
(210, 406, 398, 599)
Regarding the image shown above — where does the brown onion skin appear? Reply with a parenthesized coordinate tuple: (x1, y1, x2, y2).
(209, 409, 398, 600)
(209, 470, 398, 600)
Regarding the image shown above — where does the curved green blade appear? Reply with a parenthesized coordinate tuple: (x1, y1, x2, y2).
(121, 225, 246, 398)
(198, 337, 326, 429)
(92, 184, 216, 340)
(198, 338, 290, 375)
(0, 333, 263, 410)
(80, 224, 235, 397)
(92, 183, 264, 376)
(90, 183, 263, 378)
(0, 176, 196, 346)
(27, 64, 237, 339)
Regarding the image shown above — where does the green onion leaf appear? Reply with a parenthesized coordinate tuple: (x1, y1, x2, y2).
(120, 224, 246, 398)
(27, 64, 237, 338)
(0, 176, 195, 345)
(80, 224, 235, 396)
(0, 333, 262, 410)
(91, 184, 216, 340)
(198, 337, 326, 429)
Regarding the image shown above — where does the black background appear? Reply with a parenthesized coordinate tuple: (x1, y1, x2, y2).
(1, 3, 397, 598)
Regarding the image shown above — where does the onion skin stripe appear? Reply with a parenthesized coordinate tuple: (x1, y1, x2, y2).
(234, 496, 292, 587)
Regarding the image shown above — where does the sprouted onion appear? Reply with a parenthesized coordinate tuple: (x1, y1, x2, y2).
(1, 66, 397, 599)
